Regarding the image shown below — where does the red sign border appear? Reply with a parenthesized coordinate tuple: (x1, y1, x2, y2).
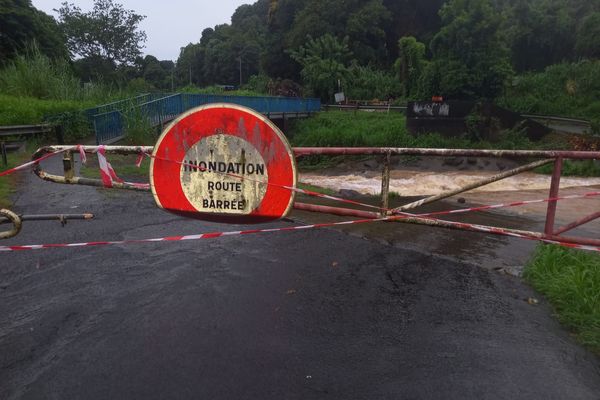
(149, 103, 297, 223)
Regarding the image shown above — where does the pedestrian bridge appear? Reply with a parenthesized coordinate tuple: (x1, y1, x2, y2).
(88, 93, 321, 144)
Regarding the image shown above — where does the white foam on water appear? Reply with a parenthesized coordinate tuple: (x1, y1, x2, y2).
(300, 170, 600, 196)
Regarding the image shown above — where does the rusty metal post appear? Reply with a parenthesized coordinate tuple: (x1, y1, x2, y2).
(544, 157, 563, 235)
(1, 142, 7, 166)
(0, 213, 94, 224)
(380, 151, 391, 217)
(554, 211, 600, 235)
(62, 150, 74, 182)
(294, 202, 379, 219)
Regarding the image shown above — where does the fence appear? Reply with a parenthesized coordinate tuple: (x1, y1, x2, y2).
(90, 93, 321, 144)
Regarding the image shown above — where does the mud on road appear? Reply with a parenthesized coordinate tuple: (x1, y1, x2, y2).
(1, 157, 599, 399)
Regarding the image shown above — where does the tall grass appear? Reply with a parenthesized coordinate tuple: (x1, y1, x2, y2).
(122, 106, 156, 145)
(524, 245, 600, 354)
(0, 44, 80, 100)
(0, 45, 132, 141)
(0, 43, 124, 103)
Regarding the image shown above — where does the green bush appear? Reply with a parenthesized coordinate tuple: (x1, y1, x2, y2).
(0, 94, 92, 125)
(591, 119, 600, 136)
(244, 74, 270, 94)
(346, 65, 402, 101)
(501, 61, 600, 120)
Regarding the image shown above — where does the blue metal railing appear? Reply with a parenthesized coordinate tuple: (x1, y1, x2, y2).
(84, 93, 159, 118)
(91, 93, 321, 144)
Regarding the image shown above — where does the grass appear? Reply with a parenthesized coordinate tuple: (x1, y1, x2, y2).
(0, 154, 20, 208)
(0, 94, 94, 126)
(79, 154, 150, 180)
(524, 245, 600, 354)
(535, 160, 600, 177)
(289, 111, 469, 148)
(0, 144, 40, 208)
(297, 182, 338, 196)
(122, 107, 159, 145)
(289, 111, 536, 149)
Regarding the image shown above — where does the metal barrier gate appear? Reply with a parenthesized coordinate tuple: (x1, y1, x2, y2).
(21, 144, 600, 249)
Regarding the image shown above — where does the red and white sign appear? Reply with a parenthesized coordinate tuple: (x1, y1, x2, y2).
(150, 103, 297, 223)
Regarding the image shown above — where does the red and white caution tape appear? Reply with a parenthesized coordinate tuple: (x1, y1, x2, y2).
(149, 153, 402, 213)
(1, 147, 72, 178)
(1, 212, 598, 253)
(2, 148, 599, 253)
(0, 145, 89, 178)
(413, 191, 600, 218)
(96, 145, 149, 190)
(149, 154, 600, 217)
(77, 145, 87, 165)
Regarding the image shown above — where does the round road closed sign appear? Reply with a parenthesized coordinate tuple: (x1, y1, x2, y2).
(150, 103, 297, 223)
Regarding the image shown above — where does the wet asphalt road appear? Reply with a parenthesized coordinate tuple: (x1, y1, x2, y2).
(1, 158, 600, 399)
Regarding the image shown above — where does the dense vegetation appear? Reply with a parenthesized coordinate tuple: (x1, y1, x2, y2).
(3, 0, 600, 107)
(174, 0, 600, 103)
(500, 61, 600, 120)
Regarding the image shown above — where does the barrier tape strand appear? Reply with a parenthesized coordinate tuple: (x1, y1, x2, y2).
(1, 212, 598, 253)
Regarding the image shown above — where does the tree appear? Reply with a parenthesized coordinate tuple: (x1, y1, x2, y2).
(575, 12, 600, 59)
(345, 0, 391, 65)
(0, 0, 68, 64)
(263, 0, 306, 79)
(426, 0, 513, 99)
(289, 34, 353, 101)
(286, 0, 390, 66)
(506, 0, 576, 72)
(346, 64, 401, 100)
(175, 42, 202, 86)
(56, 0, 146, 65)
(394, 36, 426, 98)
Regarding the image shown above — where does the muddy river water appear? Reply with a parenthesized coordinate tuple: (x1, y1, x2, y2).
(299, 157, 600, 223)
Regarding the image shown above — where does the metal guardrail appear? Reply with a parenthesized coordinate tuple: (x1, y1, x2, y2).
(0, 124, 63, 165)
(0, 124, 54, 137)
(522, 114, 591, 125)
(84, 93, 156, 118)
(324, 104, 407, 112)
(91, 94, 321, 144)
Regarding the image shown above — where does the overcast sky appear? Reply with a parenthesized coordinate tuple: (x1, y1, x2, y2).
(31, 0, 251, 61)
